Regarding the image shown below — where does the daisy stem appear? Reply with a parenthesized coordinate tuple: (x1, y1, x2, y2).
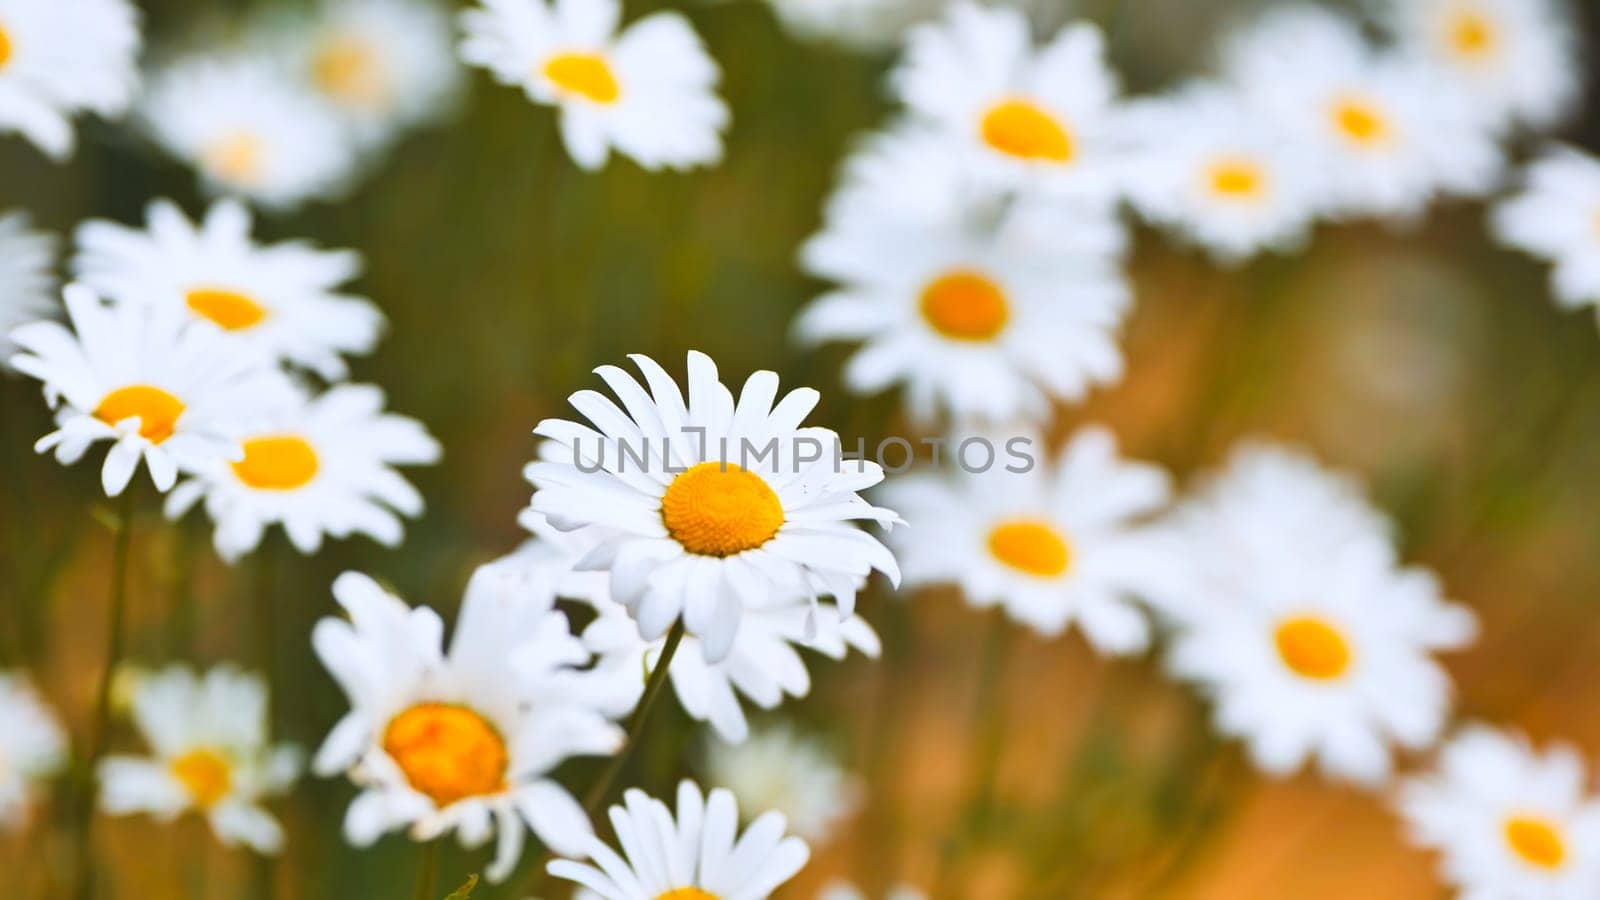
(582, 618, 688, 817)
(414, 840, 439, 900)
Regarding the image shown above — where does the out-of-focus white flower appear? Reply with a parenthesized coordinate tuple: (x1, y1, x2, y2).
(1151, 444, 1478, 785)
(0, 211, 56, 369)
(0, 0, 141, 159)
(459, 0, 729, 171)
(706, 724, 860, 842)
(820, 881, 928, 900)
(1399, 725, 1600, 899)
(74, 198, 384, 381)
(0, 673, 66, 831)
(882, 427, 1170, 652)
(761, 0, 941, 51)
(1492, 147, 1600, 323)
(98, 664, 300, 854)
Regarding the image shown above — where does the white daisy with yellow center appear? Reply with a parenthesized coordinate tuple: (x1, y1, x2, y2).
(1153, 445, 1477, 784)
(548, 780, 810, 900)
(1400, 726, 1600, 897)
(164, 383, 439, 563)
(0, 211, 57, 370)
(883, 427, 1170, 652)
(0, 0, 140, 160)
(706, 725, 860, 843)
(459, 0, 729, 171)
(1493, 147, 1600, 323)
(74, 198, 385, 380)
(8, 285, 295, 496)
(525, 351, 900, 664)
(311, 566, 624, 883)
(0, 673, 66, 831)
(97, 664, 301, 854)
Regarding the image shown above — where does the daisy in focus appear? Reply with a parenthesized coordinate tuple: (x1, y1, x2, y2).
(0, 0, 141, 160)
(8, 285, 293, 496)
(1492, 147, 1600, 322)
(548, 780, 810, 899)
(98, 664, 301, 854)
(0, 673, 67, 831)
(74, 198, 384, 380)
(1399, 725, 1600, 899)
(311, 566, 623, 882)
(1153, 445, 1478, 784)
(458, 0, 729, 171)
(0, 211, 56, 368)
(882, 427, 1171, 652)
(165, 383, 439, 562)
(706, 724, 860, 842)
(525, 350, 900, 663)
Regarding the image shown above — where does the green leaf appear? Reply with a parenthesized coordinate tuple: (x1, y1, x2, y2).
(442, 875, 479, 900)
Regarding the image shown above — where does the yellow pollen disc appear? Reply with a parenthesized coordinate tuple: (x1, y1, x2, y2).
(1331, 97, 1391, 148)
(383, 704, 509, 808)
(1207, 157, 1268, 201)
(660, 462, 785, 557)
(93, 385, 186, 443)
(186, 286, 268, 331)
(0, 23, 13, 70)
(1504, 816, 1567, 870)
(170, 749, 233, 808)
(204, 132, 265, 184)
(313, 35, 388, 108)
(1274, 616, 1352, 681)
(1448, 11, 1497, 59)
(543, 52, 621, 105)
(987, 520, 1072, 578)
(657, 890, 719, 900)
(232, 435, 320, 491)
(980, 98, 1074, 163)
(919, 270, 1010, 342)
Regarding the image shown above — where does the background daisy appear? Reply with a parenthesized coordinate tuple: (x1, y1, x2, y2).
(706, 724, 861, 842)
(0, 673, 67, 831)
(0, 211, 56, 369)
(0, 0, 141, 159)
(1492, 146, 1600, 323)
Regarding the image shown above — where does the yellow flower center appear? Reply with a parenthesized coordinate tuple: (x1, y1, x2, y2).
(1447, 10, 1497, 59)
(657, 891, 719, 900)
(1207, 157, 1268, 201)
(1330, 96, 1391, 148)
(660, 462, 785, 557)
(1274, 616, 1352, 681)
(94, 385, 186, 443)
(185, 286, 268, 331)
(543, 52, 621, 105)
(170, 748, 233, 808)
(232, 435, 320, 491)
(980, 98, 1074, 163)
(313, 34, 389, 108)
(204, 132, 266, 185)
(987, 519, 1072, 578)
(1505, 815, 1567, 870)
(383, 704, 509, 808)
(919, 270, 1010, 342)
(0, 22, 13, 70)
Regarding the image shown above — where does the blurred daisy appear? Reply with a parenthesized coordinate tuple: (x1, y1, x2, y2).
(1399, 726, 1600, 899)
(8, 285, 293, 496)
(1223, 5, 1501, 221)
(1379, 0, 1581, 133)
(459, 0, 729, 171)
(0, 0, 141, 159)
(706, 724, 860, 841)
(525, 350, 900, 663)
(165, 383, 440, 563)
(891, 3, 1121, 198)
(1155, 445, 1477, 784)
(820, 882, 928, 900)
(0, 211, 56, 369)
(140, 54, 358, 210)
(311, 567, 623, 882)
(548, 780, 810, 899)
(1492, 147, 1600, 322)
(882, 427, 1170, 652)
(98, 664, 300, 854)
(0, 673, 67, 831)
(74, 198, 384, 380)
(1120, 83, 1322, 264)
(763, 0, 938, 51)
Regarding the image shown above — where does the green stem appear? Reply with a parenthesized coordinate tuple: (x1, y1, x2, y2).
(414, 840, 439, 900)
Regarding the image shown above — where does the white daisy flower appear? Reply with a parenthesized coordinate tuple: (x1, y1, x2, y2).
(74, 198, 385, 380)
(459, 0, 729, 171)
(140, 53, 358, 210)
(0, 673, 67, 831)
(164, 383, 439, 563)
(311, 566, 623, 882)
(1154, 444, 1478, 784)
(890, 2, 1122, 199)
(0, 0, 140, 160)
(1492, 147, 1600, 322)
(98, 664, 301, 854)
(819, 882, 927, 900)
(8, 285, 294, 496)
(1399, 725, 1600, 900)
(1119, 82, 1323, 264)
(525, 350, 900, 664)
(1378, 0, 1582, 133)
(548, 779, 810, 899)
(0, 211, 56, 369)
(1222, 4, 1501, 222)
(706, 724, 860, 842)
(762, 0, 940, 51)
(797, 127, 1130, 425)
(881, 426, 1171, 652)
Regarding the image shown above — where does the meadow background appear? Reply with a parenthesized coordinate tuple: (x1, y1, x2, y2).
(3, 0, 1600, 896)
